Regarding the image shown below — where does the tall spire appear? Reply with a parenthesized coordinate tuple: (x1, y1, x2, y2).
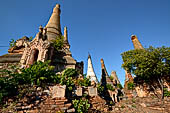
(63, 26, 70, 49)
(131, 35, 144, 49)
(86, 54, 98, 84)
(46, 4, 61, 41)
(100, 59, 112, 86)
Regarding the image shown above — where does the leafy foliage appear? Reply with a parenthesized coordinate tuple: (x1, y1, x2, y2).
(121, 46, 170, 99)
(0, 61, 57, 104)
(97, 84, 104, 94)
(72, 98, 90, 113)
(110, 76, 114, 81)
(9, 39, 16, 48)
(77, 78, 91, 87)
(0, 77, 18, 103)
(164, 88, 170, 97)
(18, 61, 56, 86)
(59, 68, 78, 91)
(117, 83, 123, 89)
(127, 82, 135, 90)
(106, 84, 115, 91)
(121, 46, 170, 81)
(52, 35, 64, 51)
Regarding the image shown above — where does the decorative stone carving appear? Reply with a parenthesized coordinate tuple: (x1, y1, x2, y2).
(8, 36, 30, 54)
(20, 34, 50, 67)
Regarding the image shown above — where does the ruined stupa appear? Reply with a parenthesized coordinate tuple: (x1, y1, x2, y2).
(0, 4, 83, 74)
(86, 54, 98, 84)
(110, 71, 120, 85)
(124, 35, 145, 97)
(100, 59, 112, 86)
(131, 35, 144, 50)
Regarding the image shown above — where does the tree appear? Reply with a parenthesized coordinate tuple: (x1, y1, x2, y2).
(121, 46, 170, 99)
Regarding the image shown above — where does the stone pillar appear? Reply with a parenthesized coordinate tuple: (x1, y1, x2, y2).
(63, 26, 70, 49)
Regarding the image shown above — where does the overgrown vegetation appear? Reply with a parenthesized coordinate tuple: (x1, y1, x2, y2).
(122, 46, 170, 99)
(52, 35, 64, 51)
(59, 68, 77, 91)
(77, 78, 91, 87)
(9, 36, 33, 48)
(106, 84, 115, 91)
(9, 39, 16, 48)
(97, 84, 104, 95)
(127, 82, 135, 90)
(117, 83, 123, 89)
(0, 60, 92, 106)
(0, 61, 56, 104)
(110, 76, 114, 81)
(72, 98, 90, 113)
(164, 88, 170, 97)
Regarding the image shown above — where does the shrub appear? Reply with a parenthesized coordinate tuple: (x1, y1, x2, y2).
(127, 82, 135, 90)
(164, 88, 170, 97)
(0, 61, 57, 104)
(110, 76, 114, 81)
(18, 60, 56, 86)
(72, 98, 90, 113)
(106, 84, 115, 91)
(117, 83, 123, 89)
(59, 68, 78, 91)
(52, 35, 64, 51)
(77, 78, 91, 87)
(97, 84, 104, 94)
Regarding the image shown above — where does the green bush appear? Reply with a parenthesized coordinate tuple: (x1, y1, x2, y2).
(77, 78, 91, 87)
(117, 83, 123, 89)
(18, 61, 56, 86)
(0, 77, 18, 103)
(97, 84, 104, 94)
(52, 35, 64, 51)
(72, 98, 90, 113)
(106, 84, 115, 91)
(164, 88, 170, 97)
(0, 61, 58, 104)
(110, 76, 114, 81)
(59, 68, 78, 91)
(127, 82, 135, 90)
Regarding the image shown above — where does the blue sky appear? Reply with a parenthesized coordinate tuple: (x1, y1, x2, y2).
(0, 0, 170, 85)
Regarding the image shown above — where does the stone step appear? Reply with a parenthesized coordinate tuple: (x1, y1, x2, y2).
(67, 108, 75, 113)
(64, 103, 72, 108)
(54, 99, 68, 102)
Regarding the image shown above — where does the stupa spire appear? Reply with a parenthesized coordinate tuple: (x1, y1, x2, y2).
(63, 26, 70, 49)
(86, 54, 98, 84)
(131, 35, 144, 49)
(100, 59, 112, 86)
(46, 4, 61, 41)
(110, 71, 120, 84)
